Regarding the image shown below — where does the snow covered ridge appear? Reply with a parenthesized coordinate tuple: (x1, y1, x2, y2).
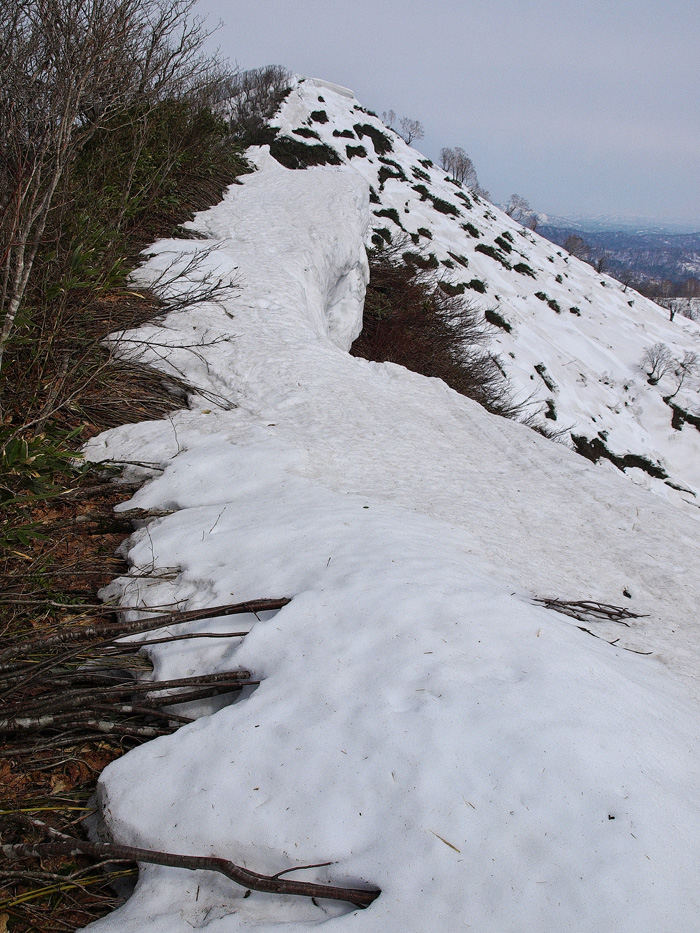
(81, 133, 700, 930)
(268, 76, 700, 515)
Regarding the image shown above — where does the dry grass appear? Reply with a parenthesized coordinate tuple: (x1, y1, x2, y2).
(1, 178, 246, 933)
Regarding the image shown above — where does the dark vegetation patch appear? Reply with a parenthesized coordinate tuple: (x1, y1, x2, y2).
(467, 279, 487, 293)
(501, 231, 514, 242)
(430, 196, 460, 217)
(571, 435, 668, 479)
(462, 222, 480, 238)
(403, 251, 439, 270)
(346, 144, 368, 159)
(494, 236, 513, 254)
(475, 243, 512, 269)
(513, 262, 536, 278)
(369, 186, 380, 204)
(373, 207, 404, 228)
(534, 363, 557, 392)
(377, 157, 407, 185)
(378, 164, 405, 186)
(292, 126, 321, 139)
(439, 281, 466, 296)
(665, 399, 700, 432)
(448, 252, 469, 268)
(310, 109, 329, 123)
(409, 184, 460, 217)
(333, 128, 355, 138)
(372, 227, 392, 245)
(535, 291, 564, 311)
(665, 479, 696, 495)
(353, 123, 393, 154)
(441, 259, 455, 269)
(417, 227, 433, 239)
(570, 306, 581, 315)
(269, 136, 342, 169)
(418, 158, 434, 168)
(372, 233, 390, 248)
(378, 156, 405, 173)
(455, 192, 473, 209)
(485, 308, 513, 332)
(351, 243, 520, 417)
(544, 398, 557, 420)
(411, 166, 431, 182)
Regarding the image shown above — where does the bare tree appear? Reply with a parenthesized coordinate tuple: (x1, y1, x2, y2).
(504, 193, 537, 228)
(0, 0, 228, 378)
(398, 116, 424, 145)
(440, 146, 478, 187)
(564, 234, 589, 260)
(667, 351, 699, 399)
(595, 255, 608, 274)
(641, 343, 674, 385)
(381, 110, 424, 145)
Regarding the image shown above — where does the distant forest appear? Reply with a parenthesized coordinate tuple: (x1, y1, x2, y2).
(538, 225, 700, 299)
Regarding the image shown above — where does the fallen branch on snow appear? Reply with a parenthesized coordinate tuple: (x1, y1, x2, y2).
(534, 597, 652, 654)
(533, 597, 647, 626)
(2, 820, 380, 910)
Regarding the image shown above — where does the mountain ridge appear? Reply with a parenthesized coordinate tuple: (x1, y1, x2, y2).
(262, 75, 700, 516)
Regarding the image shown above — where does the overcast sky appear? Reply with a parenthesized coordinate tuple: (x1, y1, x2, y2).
(198, 0, 700, 229)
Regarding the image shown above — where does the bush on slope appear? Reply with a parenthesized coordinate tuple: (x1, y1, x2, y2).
(351, 243, 519, 418)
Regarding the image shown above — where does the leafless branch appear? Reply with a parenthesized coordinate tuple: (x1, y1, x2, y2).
(2, 834, 380, 909)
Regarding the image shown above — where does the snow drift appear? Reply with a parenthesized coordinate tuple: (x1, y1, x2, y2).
(83, 86, 700, 932)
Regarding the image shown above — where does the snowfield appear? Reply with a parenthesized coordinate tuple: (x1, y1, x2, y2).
(83, 85, 700, 931)
(271, 78, 700, 516)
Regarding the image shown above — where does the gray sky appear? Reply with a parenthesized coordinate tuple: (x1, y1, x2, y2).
(198, 0, 700, 228)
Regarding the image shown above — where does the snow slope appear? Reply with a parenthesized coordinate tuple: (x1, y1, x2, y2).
(268, 77, 700, 515)
(82, 133, 700, 931)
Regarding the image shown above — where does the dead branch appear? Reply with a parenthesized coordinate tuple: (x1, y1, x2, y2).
(2, 836, 380, 910)
(0, 597, 291, 666)
(533, 597, 647, 625)
(1, 670, 256, 726)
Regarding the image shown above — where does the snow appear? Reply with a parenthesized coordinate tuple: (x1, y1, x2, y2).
(269, 77, 700, 515)
(82, 85, 700, 931)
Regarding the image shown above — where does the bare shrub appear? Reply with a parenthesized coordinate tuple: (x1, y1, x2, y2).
(222, 65, 291, 144)
(351, 240, 519, 418)
(0, 0, 235, 380)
